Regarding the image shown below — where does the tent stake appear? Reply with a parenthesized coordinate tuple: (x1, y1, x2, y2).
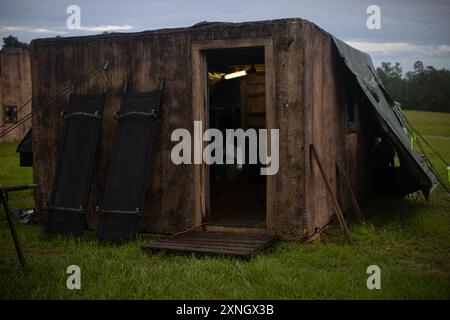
(309, 144, 351, 243)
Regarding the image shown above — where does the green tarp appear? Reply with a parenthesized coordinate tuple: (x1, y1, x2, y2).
(332, 37, 438, 197)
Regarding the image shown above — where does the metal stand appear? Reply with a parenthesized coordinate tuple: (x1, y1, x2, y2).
(0, 184, 37, 267)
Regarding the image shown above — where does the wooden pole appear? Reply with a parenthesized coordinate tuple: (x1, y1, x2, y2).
(336, 160, 366, 223)
(309, 144, 351, 243)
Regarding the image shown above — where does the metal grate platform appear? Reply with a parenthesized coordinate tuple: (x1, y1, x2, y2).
(141, 231, 278, 259)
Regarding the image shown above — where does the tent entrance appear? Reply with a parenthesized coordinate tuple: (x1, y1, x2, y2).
(205, 47, 267, 227)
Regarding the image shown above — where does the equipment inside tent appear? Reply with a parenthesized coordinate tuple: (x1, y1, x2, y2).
(16, 129, 32, 167)
(97, 80, 163, 241)
(45, 93, 106, 236)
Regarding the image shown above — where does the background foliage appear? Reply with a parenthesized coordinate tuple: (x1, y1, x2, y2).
(377, 61, 450, 113)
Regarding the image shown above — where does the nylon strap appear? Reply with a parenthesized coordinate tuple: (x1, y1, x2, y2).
(61, 111, 102, 120)
(114, 110, 157, 120)
(47, 205, 86, 214)
(97, 207, 142, 216)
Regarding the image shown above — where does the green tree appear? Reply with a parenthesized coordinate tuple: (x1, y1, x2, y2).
(376, 62, 405, 101)
(378, 61, 450, 113)
(2, 35, 29, 49)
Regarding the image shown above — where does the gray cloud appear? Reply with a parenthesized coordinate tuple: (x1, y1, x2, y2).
(0, 25, 65, 34)
(75, 25, 133, 32)
(0, 0, 449, 71)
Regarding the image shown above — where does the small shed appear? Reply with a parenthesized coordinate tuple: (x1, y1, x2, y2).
(29, 18, 437, 240)
(0, 47, 32, 142)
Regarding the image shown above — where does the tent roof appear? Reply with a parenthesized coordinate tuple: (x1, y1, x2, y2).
(331, 37, 438, 197)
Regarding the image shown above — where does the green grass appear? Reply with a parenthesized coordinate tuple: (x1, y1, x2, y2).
(404, 110, 450, 138)
(0, 110, 449, 299)
(404, 110, 450, 183)
(0, 142, 34, 208)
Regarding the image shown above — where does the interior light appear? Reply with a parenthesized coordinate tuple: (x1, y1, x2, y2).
(224, 70, 247, 80)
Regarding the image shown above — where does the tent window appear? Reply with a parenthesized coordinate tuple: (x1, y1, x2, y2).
(4, 105, 17, 124)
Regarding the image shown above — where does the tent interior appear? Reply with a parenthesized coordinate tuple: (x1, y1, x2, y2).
(206, 46, 267, 227)
(343, 66, 422, 198)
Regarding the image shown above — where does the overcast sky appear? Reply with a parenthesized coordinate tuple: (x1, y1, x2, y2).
(1, 0, 449, 72)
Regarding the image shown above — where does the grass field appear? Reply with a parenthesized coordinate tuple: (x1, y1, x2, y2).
(0, 110, 449, 299)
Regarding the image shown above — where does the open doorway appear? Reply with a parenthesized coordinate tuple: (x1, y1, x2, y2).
(205, 46, 266, 227)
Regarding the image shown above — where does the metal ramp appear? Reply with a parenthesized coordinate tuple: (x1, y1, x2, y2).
(45, 93, 106, 236)
(141, 231, 278, 259)
(97, 81, 163, 241)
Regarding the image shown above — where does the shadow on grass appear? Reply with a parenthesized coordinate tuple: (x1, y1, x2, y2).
(361, 194, 429, 227)
(320, 192, 434, 245)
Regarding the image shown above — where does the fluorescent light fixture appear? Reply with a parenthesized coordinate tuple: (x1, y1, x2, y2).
(224, 70, 247, 80)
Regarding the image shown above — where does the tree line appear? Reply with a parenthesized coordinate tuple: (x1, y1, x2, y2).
(2, 35, 29, 50)
(376, 61, 450, 113)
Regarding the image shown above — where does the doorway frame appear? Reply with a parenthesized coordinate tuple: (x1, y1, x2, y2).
(191, 37, 275, 229)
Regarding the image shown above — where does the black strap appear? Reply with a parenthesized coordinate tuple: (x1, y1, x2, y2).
(60, 111, 102, 120)
(47, 205, 86, 214)
(114, 110, 157, 120)
(97, 207, 142, 216)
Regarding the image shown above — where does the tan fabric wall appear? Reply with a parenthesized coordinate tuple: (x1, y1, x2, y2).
(30, 19, 372, 240)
